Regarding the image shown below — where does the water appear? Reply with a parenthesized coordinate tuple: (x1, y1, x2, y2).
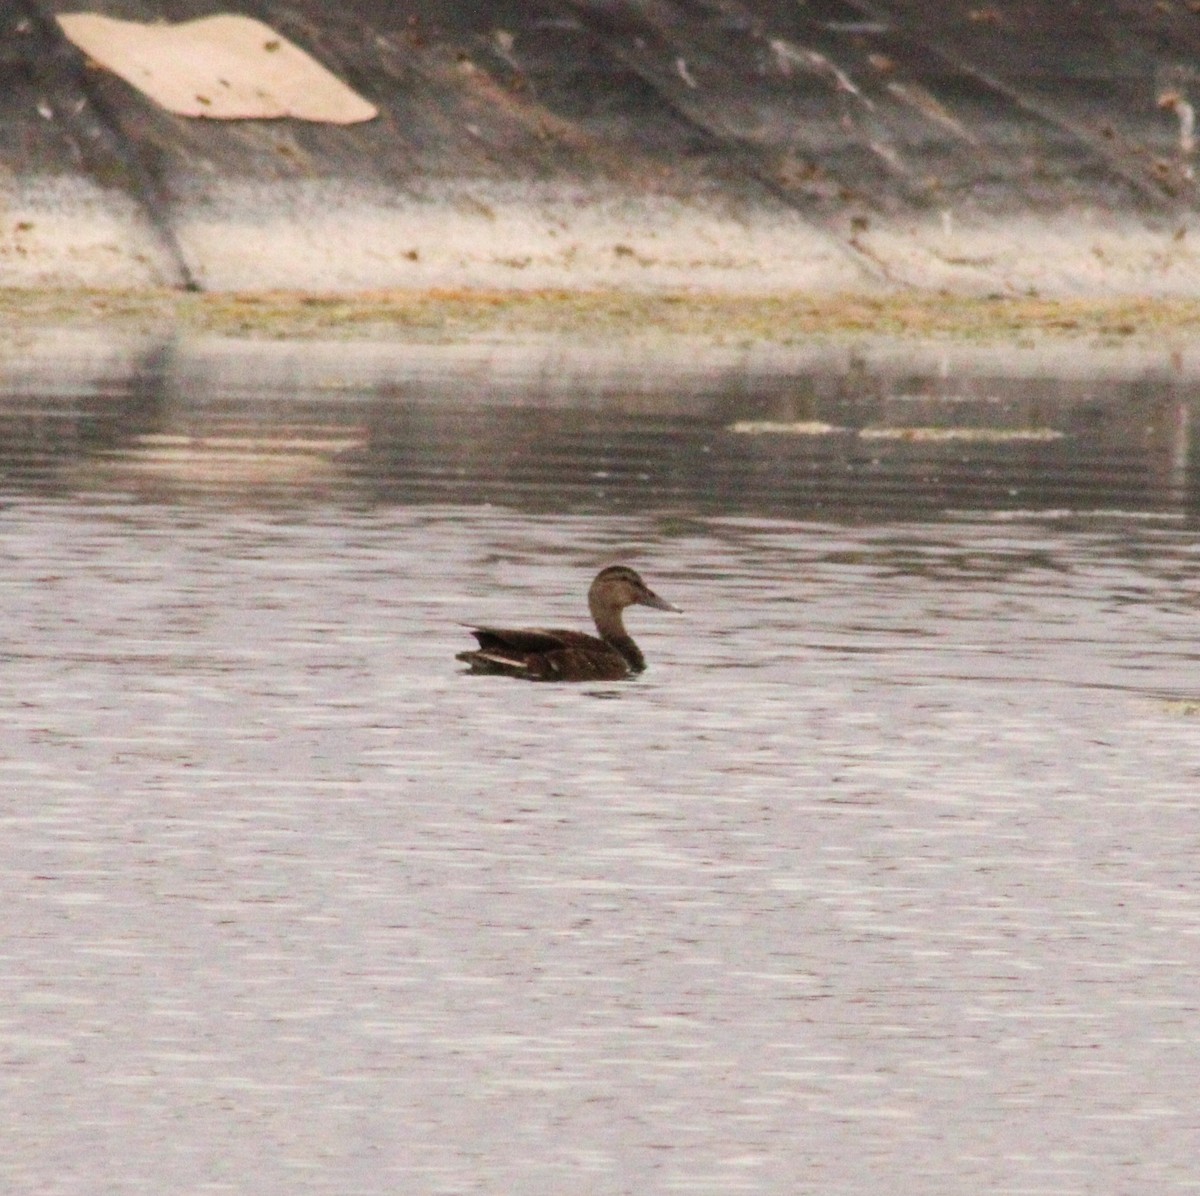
(2, 334, 1199, 1194)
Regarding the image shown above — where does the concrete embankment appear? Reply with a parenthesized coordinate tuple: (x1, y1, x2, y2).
(3, 0, 1200, 297)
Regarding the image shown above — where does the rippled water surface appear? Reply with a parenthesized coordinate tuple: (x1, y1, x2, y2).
(2, 335, 1199, 1195)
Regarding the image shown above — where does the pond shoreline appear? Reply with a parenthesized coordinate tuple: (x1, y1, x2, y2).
(4, 287, 1200, 349)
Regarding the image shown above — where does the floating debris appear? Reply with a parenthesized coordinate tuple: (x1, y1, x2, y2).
(728, 421, 1064, 442)
(858, 426, 1066, 442)
(1158, 698, 1200, 718)
(727, 420, 846, 435)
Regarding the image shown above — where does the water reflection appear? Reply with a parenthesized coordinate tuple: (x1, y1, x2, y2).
(1, 334, 1195, 516)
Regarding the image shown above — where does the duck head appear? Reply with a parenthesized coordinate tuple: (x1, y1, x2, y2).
(588, 565, 681, 618)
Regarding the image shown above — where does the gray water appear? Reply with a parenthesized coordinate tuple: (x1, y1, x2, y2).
(2, 335, 1199, 1195)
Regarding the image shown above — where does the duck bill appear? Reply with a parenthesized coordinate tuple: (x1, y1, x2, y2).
(642, 591, 682, 613)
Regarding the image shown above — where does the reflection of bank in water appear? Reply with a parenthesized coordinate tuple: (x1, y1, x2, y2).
(86, 431, 366, 495)
(1, 335, 1195, 516)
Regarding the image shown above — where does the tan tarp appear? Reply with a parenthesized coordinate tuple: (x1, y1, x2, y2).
(56, 13, 378, 123)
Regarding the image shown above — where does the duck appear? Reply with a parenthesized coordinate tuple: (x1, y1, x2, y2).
(457, 565, 680, 681)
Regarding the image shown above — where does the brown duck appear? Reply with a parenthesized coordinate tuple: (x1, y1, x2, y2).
(457, 565, 680, 681)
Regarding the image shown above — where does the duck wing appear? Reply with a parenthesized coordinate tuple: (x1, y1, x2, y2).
(458, 626, 629, 681)
(467, 625, 583, 654)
